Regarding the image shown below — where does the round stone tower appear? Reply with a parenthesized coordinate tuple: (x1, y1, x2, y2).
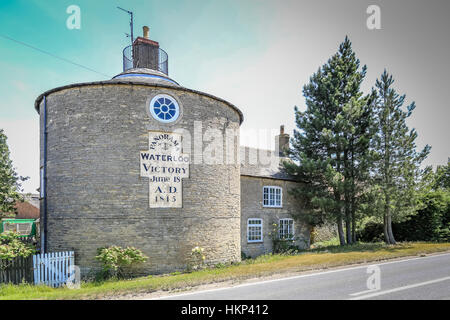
(35, 27, 243, 275)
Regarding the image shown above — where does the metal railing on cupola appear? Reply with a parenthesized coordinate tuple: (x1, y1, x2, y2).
(122, 44, 169, 75)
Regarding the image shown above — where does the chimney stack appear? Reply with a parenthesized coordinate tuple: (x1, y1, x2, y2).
(132, 26, 160, 70)
(275, 125, 290, 157)
(143, 26, 149, 39)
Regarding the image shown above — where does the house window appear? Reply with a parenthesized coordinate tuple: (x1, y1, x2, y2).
(263, 186, 282, 207)
(279, 218, 294, 240)
(247, 219, 263, 242)
(149, 94, 180, 123)
(2, 222, 33, 236)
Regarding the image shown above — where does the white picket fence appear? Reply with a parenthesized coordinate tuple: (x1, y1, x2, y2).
(33, 251, 75, 288)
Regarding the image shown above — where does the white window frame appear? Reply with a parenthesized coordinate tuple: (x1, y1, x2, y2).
(149, 94, 180, 123)
(279, 218, 294, 240)
(247, 218, 263, 243)
(263, 186, 282, 208)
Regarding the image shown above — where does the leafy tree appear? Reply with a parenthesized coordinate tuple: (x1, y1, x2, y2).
(283, 37, 374, 245)
(433, 159, 450, 190)
(371, 70, 431, 244)
(357, 190, 449, 242)
(0, 129, 28, 218)
(0, 231, 35, 260)
(400, 190, 449, 242)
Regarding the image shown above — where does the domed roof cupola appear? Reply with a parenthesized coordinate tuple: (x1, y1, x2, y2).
(112, 26, 178, 86)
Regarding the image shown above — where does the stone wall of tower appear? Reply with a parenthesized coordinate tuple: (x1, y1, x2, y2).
(38, 82, 242, 275)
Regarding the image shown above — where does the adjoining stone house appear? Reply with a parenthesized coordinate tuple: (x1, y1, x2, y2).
(34, 27, 309, 274)
(240, 128, 310, 258)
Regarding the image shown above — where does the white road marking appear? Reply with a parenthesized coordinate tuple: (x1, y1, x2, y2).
(349, 276, 450, 300)
(349, 289, 380, 296)
(150, 252, 450, 300)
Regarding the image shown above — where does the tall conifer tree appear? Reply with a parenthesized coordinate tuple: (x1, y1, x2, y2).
(371, 70, 430, 244)
(283, 37, 374, 245)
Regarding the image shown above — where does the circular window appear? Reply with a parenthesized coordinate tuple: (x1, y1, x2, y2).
(149, 94, 180, 123)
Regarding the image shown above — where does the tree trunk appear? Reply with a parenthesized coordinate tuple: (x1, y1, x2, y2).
(383, 211, 390, 244)
(383, 99, 392, 245)
(383, 193, 396, 244)
(343, 149, 352, 245)
(337, 214, 346, 246)
(387, 214, 397, 245)
(345, 208, 352, 245)
(351, 198, 356, 243)
(344, 187, 352, 245)
(350, 141, 357, 244)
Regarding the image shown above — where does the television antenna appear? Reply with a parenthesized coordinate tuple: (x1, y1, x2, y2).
(117, 7, 134, 47)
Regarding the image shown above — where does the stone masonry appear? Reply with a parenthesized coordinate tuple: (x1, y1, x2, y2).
(37, 80, 242, 275)
(35, 28, 310, 275)
(240, 176, 310, 258)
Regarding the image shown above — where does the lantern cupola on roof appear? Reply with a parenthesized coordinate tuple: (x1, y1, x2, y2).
(112, 26, 178, 86)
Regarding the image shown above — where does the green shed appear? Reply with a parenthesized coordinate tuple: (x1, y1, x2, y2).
(0, 219, 37, 238)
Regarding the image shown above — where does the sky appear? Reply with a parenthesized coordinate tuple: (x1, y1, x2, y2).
(0, 0, 449, 193)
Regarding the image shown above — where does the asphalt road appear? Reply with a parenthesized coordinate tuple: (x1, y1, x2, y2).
(158, 253, 450, 300)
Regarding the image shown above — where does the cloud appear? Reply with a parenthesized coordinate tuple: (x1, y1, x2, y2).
(11, 80, 30, 92)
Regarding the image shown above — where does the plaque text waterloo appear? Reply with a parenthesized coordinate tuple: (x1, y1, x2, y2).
(140, 132, 189, 208)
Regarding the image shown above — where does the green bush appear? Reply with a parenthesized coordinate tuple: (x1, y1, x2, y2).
(187, 246, 206, 272)
(268, 222, 301, 254)
(310, 224, 338, 244)
(356, 222, 384, 242)
(214, 262, 226, 269)
(395, 190, 449, 242)
(241, 251, 250, 260)
(357, 190, 449, 242)
(0, 231, 35, 260)
(95, 246, 148, 279)
(272, 239, 300, 254)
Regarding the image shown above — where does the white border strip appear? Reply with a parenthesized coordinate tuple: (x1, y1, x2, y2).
(349, 276, 450, 300)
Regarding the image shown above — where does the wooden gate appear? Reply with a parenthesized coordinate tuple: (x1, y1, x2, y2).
(0, 256, 33, 284)
(33, 251, 75, 288)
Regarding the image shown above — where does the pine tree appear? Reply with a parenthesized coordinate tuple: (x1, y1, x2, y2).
(283, 37, 374, 245)
(372, 70, 431, 244)
(340, 96, 376, 243)
(0, 129, 26, 217)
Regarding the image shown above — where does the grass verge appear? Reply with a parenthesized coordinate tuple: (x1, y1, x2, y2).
(1, 241, 449, 300)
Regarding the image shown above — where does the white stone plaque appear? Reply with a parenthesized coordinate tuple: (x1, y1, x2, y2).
(140, 131, 190, 208)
